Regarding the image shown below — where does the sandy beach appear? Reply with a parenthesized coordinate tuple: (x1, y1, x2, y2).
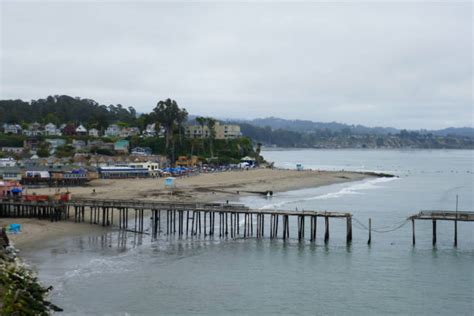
(3, 218, 109, 250)
(29, 168, 375, 202)
(4, 169, 377, 250)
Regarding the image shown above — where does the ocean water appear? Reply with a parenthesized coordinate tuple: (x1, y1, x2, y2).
(24, 149, 473, 315)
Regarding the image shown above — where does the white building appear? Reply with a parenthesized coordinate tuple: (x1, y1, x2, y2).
(1, 147, 23, 154)
(131, 147, 152, 156)
(89, 128, 100, 137)
(0, 167, 22, 181)
(2, 124, 22, 135)
(143, 123, 156, 137)
(0, 158, 17, 167)
(44, 123, 62, 136)
(105, 124, 121, 137)
(76, 124, 88, 136)
(23, 122, 43, 137)
(129, 161, 160, 176)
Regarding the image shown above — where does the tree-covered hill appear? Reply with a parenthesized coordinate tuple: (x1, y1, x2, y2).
(1, 95, 472, 150)
(0, 95, 137, 128)
(242, 117, 399, 135)
(235, 122, 474, 149)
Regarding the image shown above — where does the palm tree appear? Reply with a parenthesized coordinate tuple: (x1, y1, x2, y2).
(255, 142, 262, 166)
(176, 109, 188, 145)
(206, 117, 217, 158)
(195, 116, 207, 154)
(196, 116, 207, 136)
(152, 99, 188, 162)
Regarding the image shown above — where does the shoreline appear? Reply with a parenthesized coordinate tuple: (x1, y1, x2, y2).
(26, 168, 380, 202)
(4, 169, 382, 251)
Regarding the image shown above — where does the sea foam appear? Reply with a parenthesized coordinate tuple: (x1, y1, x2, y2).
(259, 177, 398, 210)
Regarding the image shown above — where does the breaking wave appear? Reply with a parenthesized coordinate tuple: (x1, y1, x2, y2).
(259, 177, 398, 210)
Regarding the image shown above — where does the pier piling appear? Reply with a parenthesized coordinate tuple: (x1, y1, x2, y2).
(324, 217, 329, 243)
(368, 218, 372, 245)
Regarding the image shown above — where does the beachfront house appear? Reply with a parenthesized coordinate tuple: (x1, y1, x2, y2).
(0, 167, 22, 181)
(105, 124, 121, 137)
(114, 140, 130, 154)
(2, 124, 22, 135)
(129, 161, 160, 176)
(98, 166, 149, 178)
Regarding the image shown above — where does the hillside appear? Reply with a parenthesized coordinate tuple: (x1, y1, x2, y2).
(1, 96, 472, 150)
(0, 96, 137, 128)
(237, 117, 473, 138)
(229, 118, 474, 149)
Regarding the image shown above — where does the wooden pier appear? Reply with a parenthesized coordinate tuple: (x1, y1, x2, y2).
(409, 210, 474, 246)
(0, 198, 353, 243)
(2, 199, 472, 247)
(0, 199, 65, 221)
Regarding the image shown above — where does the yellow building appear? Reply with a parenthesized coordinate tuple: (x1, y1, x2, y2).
(175, 156, 199, 167)
(185, 122, 241, 140)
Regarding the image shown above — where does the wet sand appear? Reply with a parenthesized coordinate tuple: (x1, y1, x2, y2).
(3, 218, 108, 250)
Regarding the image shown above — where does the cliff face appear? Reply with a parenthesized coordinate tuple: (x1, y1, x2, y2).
(0, 242, 61, 314)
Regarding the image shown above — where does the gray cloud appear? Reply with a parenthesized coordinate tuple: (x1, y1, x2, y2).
(1, 1, 472, 129)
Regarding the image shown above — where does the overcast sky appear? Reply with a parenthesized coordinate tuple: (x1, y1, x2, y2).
(1, 1, 472, 129)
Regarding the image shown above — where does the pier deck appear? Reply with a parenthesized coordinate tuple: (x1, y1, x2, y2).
(0, 198, 352, 243)
(1, 199, 472, 246)
(409, 210, 474, 221)
(409, 210, 474, 246)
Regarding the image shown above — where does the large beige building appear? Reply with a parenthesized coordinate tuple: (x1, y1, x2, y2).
(186, 122, 241, 140)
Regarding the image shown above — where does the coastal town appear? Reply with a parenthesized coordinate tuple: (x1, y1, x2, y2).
(0, 114, 259, 196)
(1, 1, 472, 314)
